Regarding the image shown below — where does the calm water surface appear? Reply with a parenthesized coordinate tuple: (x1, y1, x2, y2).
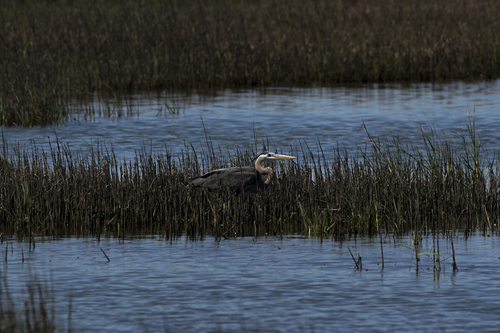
(2, 80, 500, 161)
(3, 235, 500, 332)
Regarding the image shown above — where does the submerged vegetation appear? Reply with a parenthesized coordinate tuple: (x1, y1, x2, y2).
(1, 0, 500, 125)
(0, 121, 498, 241)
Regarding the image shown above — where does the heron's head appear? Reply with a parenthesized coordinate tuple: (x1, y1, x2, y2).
(258, 151, 296, 161)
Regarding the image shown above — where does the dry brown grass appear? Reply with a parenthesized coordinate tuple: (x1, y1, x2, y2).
(1, 0, 500, 125)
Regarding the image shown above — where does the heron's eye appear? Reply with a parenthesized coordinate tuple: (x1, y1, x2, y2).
(267, 154, 271, 157)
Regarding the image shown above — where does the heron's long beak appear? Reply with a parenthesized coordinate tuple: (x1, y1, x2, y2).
(273, 154, 296, 160)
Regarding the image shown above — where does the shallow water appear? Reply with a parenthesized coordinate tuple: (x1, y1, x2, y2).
(3, 235, 500, 332)
(2, 80, 500, 161)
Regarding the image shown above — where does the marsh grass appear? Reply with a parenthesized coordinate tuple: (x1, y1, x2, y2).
(0, 271, 56, 333)
(1, 120, 499, 241)
(2, 0, 500, 125)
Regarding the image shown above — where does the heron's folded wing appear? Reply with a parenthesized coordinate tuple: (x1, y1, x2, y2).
(190, 167, 257, 192)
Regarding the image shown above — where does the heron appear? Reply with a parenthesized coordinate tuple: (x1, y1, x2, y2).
(189, 151, 296, 193)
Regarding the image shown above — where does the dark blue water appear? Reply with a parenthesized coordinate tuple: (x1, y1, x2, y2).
(3, 235, 500, 332)
(2, 80, 500, 162)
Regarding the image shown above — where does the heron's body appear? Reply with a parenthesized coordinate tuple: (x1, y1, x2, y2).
(190, 166, 269, 193)
(189, 152, 295, 193)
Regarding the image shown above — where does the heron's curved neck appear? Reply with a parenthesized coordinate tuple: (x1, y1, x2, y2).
(255, 155, 274, 185)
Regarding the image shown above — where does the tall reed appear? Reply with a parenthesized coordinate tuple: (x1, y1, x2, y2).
(0, 122, 498, 240)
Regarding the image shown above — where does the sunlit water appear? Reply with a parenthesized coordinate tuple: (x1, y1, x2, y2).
(2, 235, 500, 332)
(2, 80, 500, 161)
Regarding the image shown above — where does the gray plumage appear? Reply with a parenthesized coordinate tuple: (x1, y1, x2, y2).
(189, 152, 295, 193)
